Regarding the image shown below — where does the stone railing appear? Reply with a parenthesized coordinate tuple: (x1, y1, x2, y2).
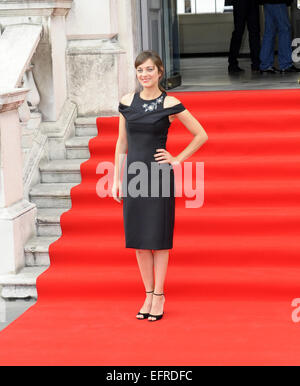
(0, 22, 42, 275)
(0, 22, 43, 192)
(0, 88, 36, 275)
(0, 0, 74, 196)
(0, 0, 73, 276)
(0, 0, 73, 17)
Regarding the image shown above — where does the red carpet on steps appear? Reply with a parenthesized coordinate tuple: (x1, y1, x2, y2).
(1, 89, 300, 365)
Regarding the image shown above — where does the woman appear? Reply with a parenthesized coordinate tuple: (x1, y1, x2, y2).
(112, 50, 208, 322)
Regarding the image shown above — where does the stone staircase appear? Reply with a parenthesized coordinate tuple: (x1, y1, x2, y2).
(0, 117, 98, 299)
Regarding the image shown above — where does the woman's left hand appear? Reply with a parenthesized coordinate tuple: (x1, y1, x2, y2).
(154, 148, 179, 165)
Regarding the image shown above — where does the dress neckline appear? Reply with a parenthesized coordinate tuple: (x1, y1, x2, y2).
(138, 91, 164, 101)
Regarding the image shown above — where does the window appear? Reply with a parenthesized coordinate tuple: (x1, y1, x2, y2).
(177, 0, 232, 14)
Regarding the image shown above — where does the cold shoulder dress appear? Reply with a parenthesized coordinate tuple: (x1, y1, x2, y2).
(118, 91, 186, 250)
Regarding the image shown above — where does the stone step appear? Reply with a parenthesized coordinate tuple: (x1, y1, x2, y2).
(39, 159, 87, 183)
(65, 136, 93, 159)
(36, 208, 69, 237)
(0, 266, 49, 299)
(29, 182, 78, 208)
(24, 235, 59, 267)
(11, 118, 101, 299)
(75, 117, 98, 137)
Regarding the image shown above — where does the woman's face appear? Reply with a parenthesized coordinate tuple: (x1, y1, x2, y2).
(136, 59, 162, 89)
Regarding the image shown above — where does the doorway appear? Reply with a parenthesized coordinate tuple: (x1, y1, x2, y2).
(139, 0, 183, 90)
(139, 0, 300, 91)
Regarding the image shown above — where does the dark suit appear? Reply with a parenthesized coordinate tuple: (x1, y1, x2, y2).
(228, 0, 261, 68)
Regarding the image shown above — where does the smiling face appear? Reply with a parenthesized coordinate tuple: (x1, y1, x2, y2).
(136, 58, 163, 89)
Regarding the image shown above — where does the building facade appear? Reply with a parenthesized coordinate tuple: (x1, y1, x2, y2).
(1, 0, 300, 298)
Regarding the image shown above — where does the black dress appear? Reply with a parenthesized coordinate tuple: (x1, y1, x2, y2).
(118, 91, 186, 250)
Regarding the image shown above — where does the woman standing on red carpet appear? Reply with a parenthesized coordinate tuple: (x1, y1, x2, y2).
(113, 50, 208, 321)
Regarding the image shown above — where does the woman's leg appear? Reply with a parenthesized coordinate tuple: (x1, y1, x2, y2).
(135, 249, 155, 318)
(148, 249, 169, 320)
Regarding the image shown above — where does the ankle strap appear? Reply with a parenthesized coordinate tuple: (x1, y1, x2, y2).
(153, 292, 164, 296)
(146, 290, 154, 293)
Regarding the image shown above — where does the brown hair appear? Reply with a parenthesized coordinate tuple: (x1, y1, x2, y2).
(135, 50, 166, 93)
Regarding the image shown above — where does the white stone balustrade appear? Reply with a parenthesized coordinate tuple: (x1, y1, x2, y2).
(0, 1, 73, 17)
(0, 1, 74, 280)
(0, 89, 36, 275)
(0, 1, 73, 121)
(0, 24, 42, 90)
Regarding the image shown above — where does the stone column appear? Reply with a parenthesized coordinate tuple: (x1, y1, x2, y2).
(33, 12, 69, 121)
(0, 89, 36, 275)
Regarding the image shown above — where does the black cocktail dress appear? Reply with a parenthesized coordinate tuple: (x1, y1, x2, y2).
(118, 91, 186, 250)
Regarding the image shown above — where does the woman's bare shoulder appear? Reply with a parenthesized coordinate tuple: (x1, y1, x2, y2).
(164, 95, 182, 108)
(120, 92, 135, 106)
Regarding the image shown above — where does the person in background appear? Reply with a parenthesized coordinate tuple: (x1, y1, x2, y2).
(226, 0, 261, 73)
(259, 0, 300, 73)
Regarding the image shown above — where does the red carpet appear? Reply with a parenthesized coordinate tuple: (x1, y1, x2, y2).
(0, 89, 300, 365)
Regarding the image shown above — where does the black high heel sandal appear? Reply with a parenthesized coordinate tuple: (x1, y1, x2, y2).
(148, 292, 165, 322)
(136, 290, 154, 319)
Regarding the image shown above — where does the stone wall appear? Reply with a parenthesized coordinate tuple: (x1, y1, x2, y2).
(65, 0, 141, 117)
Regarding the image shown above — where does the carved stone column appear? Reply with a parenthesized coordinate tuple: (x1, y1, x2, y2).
(0, 88, 36, 275)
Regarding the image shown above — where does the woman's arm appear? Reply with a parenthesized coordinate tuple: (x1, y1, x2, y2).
(155, 98, 208, 166)
(114, 112, 128, 184)
(174, 109, 208, 164)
